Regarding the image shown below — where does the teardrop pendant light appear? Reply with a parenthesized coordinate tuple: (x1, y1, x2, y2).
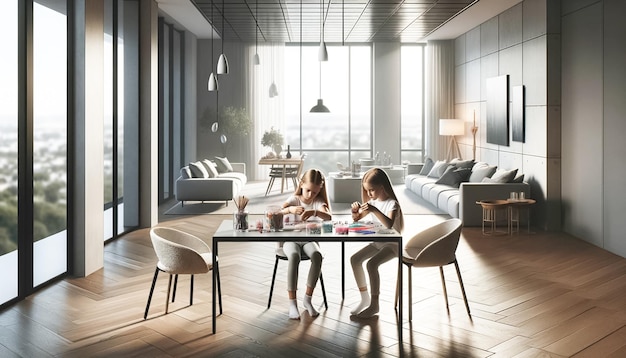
(217, 0, 229, 74)
(318, 0, 328, 61)
(208, 1, 218, 91)
(269, 42, 278, 98)
(253, 0, 260, 65)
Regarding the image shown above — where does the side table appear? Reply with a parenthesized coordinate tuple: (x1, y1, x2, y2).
(507, 199, 536, 234)
(476, 200, 510, 235)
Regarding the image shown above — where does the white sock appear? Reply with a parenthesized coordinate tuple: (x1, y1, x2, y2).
(357, 295, 380, 318)
(303, 294, 319, 317)
(351, 290, 371, 315)
(288, 299, 300, 320)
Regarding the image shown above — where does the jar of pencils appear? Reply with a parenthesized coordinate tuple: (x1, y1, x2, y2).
(233, 210, 249, 231)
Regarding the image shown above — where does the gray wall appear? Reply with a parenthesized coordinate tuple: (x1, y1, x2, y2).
(454, 0, 562, 230)
(562, 0, 626, 258)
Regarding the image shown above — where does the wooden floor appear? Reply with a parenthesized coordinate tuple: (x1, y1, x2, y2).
(1, 207, 626, 357)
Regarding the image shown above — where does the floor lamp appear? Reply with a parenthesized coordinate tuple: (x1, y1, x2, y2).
(440, 119, 464, 161)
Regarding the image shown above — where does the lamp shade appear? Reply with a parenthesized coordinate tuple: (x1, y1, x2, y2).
(208, 72, 219, 91)
(217, 54, 229, 74)
(253, 53, 260, 65)
(318, 41, 328, 61)
(439, 119, 464, 136)
(269, 82, 278, 98)
(310, 99, 330, 113)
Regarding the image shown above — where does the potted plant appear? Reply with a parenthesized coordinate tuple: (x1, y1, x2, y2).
(261, 127, 284, 156)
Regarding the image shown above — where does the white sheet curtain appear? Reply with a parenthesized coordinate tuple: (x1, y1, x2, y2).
(244, 42, 285, 180)
(425, 40, 455, 161)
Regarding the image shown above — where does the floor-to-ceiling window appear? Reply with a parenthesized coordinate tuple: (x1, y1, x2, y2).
(103, 0, 140, 241)
(401, 44, 425, 163)
(32, 0, 68, 286)
(158, 18, 185, 204)
(104, 0, 139, 240)
(0, 0, 19, 305)
(284, 44, 372, 175)
(0, 0, 68, 307)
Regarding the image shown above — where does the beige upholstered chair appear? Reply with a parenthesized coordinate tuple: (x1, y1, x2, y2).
(398, 218, 470, 320)
(267, 242, 328, 310)
(144, 227, 222, 319)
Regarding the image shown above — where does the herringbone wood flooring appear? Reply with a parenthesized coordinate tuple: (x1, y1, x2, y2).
(1, 207, 625, 357)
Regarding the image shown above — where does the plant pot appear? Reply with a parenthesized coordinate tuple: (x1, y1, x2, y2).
(273, 144, 283, 157)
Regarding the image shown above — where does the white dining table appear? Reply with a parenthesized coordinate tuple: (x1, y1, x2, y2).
(210, 219, 405, 342)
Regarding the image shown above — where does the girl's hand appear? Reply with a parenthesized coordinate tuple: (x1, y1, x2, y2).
(351, 202, 361, 213)
(292, 206, 305, 215)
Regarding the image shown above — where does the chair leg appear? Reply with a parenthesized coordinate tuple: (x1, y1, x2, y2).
(319, 272, 328, 310)
(408, 265, 413, 321)
(172, 274, 179, 303)
(454, 260, 471, 316)
(165, 274, 173, 314)
(144, 267, 160, 319)
(439, 266, 450, 312)
(190, 274, 194, 306)
(265, 176, 276, 196)
(267, 256, 280, 308)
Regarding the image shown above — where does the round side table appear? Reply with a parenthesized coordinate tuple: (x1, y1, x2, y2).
(476, 200, 510, 235)
(507, 199, 536, 234)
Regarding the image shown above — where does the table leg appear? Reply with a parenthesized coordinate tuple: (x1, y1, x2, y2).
(341, 242, 345, 300)
(281, 165, 286, 193)
(212, 239, 217, 334)
(397, 237, 403, 343)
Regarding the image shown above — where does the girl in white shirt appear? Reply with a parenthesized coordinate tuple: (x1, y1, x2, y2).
(281, 169, 332, 319)
(349, 168, 404, 318)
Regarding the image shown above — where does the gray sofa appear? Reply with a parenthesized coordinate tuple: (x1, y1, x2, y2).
(175, 158, 247, 206)
(405, 159, 530, 226)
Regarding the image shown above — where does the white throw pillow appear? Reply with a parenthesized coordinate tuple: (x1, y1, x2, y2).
(427, 160, 449, 178)
(202, 159, 219, 178)
(189, 161, 209, 178)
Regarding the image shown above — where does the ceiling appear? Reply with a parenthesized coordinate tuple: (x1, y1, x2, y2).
(158, 0, 523, 43)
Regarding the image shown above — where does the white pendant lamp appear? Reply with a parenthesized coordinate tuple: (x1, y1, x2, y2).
(310, 61, 330, 113)
(318, 0, 328, 61)
(269, 42, 278, 98)
(217, 0, 229, 74)
(253, 0, 260, 65)
(208, 1, 218, 91)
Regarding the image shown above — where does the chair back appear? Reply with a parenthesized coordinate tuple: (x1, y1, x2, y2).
(150, 227, 211, 275)
(403, 218, 463, 267)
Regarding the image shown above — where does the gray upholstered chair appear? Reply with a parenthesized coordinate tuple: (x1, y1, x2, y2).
(144, 227, 222, 319)
(397, 218, 470, 320)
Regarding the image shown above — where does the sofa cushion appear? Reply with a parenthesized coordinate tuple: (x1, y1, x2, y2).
(436, 167, 472, 188)
(218, 172, 248, 185)
(180, 167, 192, 179)
(189, 161, 209, 178)
(427, 160, 449, 178)
(214, 156, 234, 173)
(201, 159, 219, 178)
(483, 168, 518, 183)
(469, 165, 497, 182)
(419, 157, 435, 175)
(512, 174, 525, 183)
(450, 158, 475, 169)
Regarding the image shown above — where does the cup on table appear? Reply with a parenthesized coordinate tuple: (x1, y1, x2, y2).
(519, 191, 525, 200)
(335, 223, 349, 235)
(510, 192, 519, 201)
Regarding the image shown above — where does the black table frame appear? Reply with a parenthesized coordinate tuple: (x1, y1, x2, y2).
(211, 220, 404, 342)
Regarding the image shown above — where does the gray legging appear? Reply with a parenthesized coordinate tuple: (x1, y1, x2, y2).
(282, 241, 322, 291)
(350, 243, 397, 296)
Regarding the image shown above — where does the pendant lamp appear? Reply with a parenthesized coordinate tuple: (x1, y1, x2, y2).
(269, 42, 278, 98)
(318, 0, 328, 61)
(253, 0, 260, 65)
(310, 62, 330, 113)
(208, 1, 218, 91)
(217, 0, 229, 74)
